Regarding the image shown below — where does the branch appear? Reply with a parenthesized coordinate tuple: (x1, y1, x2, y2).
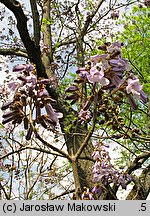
(0, 0, 47, 78)
(30, 0, 41, 47)
(51, 189, 75, 200)
(0, 145, 67, 160)
(81, 0, 105, 37)
(126, 152, 150, 174)
(0, 48, 28, 58)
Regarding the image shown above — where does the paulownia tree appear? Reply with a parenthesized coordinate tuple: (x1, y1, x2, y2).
(0, 0, 149, 200)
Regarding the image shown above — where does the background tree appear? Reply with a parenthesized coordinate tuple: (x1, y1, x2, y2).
(115, 4, 150, 199)
(0, 0, 149, 200)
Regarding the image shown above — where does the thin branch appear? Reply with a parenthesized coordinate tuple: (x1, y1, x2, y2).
(126, 152, 150, 174)
(51, 189, 75, 200)
(60, 46, 76, 79)
(0, 48, 28, 58)
(81, 0, 105, 37)
(35, 132, 71, 161)
(0, 145, 67, 160)
(0, 182, 9, 200)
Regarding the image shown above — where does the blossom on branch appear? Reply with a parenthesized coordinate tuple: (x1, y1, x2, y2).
(1, 63, 63, 140)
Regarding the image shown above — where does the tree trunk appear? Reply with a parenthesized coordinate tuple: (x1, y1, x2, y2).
(126, 164, 150, 200)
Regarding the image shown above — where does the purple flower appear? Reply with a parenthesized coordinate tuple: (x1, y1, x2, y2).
(126, 77, 147, 104)
(87, 66, 110, 85)
(8, 81, 18, 91)
(140, 90, 148, 103)
(2, 111, 13, 119)
(26, 64, 35, 72)
(126, 77, 142, 97)
(126, 174, 132, 182)
(92, 185, 102, 196)
(127, 94, 138, 110)
(37, 78, 51, 85)
(12, 64, 35, 73)
(26, 74, 37, 85)
(38, 88, 49, 97)
(107, 42, 123, 54)
(92, 150, 100, 160)
(12, 64, 26, 72)
(45, 103, 63, 125)
(65, 85, 78, 93)
(118, 174, 127, 189)
(110, 58, 131, 72)
(2, 115, 14, 125)
(1, 100, 13, 110)
(90, 54, 107, 64)
(83, 96, 94, 111)
(111, 75, 123, 87)
(78, 109, 92, 123)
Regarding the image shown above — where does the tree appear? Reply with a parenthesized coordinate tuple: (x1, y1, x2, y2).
(0, 0, 149, 200)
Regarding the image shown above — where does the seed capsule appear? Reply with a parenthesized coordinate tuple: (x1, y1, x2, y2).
(1, 100, 13, 110)
(24, 117, 28, 129)
(26, 125, 33, 140)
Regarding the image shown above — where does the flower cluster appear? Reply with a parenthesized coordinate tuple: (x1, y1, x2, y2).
(65, 42, 147, 123)
(1, 64, 63, 140)
(91, 142, 132, 197)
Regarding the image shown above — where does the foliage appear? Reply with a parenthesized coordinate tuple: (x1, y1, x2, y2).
(116, 5, 150, 94)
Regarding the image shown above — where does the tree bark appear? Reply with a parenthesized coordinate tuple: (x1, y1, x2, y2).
(126, 164, 150, 200)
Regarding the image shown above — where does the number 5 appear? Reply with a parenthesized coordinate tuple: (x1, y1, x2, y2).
(141, 203, 146, 211)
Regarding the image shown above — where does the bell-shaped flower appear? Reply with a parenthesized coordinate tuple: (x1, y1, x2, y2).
(38, 88, 49, 97)
(111, 74, 123, 87)
(90, 54, 107, 64)
(107, 41, 123, 54)
(126, 77, 148, 104)
(127, 94, 138, 110)
(65, 85, 78, 93)
(78, 109, 92, 123)
(26, 74, 37, 85)
(12, 64, 35, 73)
(87, 66, 110, 86)
(45, 103, 63, 125)
(118, 174, 127, 189)
(110, 58, 131, 72)
(92, 185, 102, 196)
(126, 77, 142, 97)
(92, 150, 100, 160)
